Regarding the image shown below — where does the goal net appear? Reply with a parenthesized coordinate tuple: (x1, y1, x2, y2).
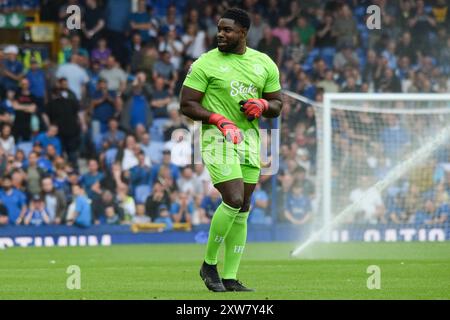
(283, 92, 450, 254)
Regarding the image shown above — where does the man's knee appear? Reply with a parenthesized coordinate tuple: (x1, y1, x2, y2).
(224, 193, 244, 209)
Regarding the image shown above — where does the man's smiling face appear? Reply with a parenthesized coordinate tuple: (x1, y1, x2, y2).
(216, 18, 244, 53)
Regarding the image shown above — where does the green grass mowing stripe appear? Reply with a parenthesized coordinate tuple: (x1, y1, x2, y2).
(0, 242, 449, 299)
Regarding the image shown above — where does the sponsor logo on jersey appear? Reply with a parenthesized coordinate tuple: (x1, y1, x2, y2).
(230, 80, 258, 97)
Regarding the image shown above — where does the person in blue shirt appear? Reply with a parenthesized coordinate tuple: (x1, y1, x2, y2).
(130, 151, 152, 193)
(415, 199, 436, 225)
(0, 175, 28, 225)
(90, 78, 118, 134)
(32, 124, 62, 156)
(2, 45, 24, 91)
(87, 60, 102, 97)
(154, 203, 173, 231)
(24, 194, 50, 226)
(170, 192, 192, 224)
(435, 203, 450, 225)
(380, 115, 410, 159)
(200, 188, 222, 220)
(284, 183, 312, 225)
(150, 149, 180, 185)
(0, 201, 8, 226)
(130, 0, 159, 44)
(158, 4, 184, 35)
(53, 172, 69, 191)
(249, 183, 270, 224)
(66, 184, 92, 228)
(415, 198, 449, 225)
(80, 159, 103, 200)
(36, 147, 55, 174)
(104, 0, 131, 66)
(0, 89, 16, 120)
(386, 193, 408, 224)
(26, 58, 46, 115)
(100, 117, 126, 151)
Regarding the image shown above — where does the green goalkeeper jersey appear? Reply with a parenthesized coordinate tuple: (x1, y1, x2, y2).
(183, 47, 281, 168)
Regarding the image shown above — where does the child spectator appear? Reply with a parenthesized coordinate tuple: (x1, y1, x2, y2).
(66, 184, 92, 228)
(24, 194, 50, 226)
(284, 183, 312, 225)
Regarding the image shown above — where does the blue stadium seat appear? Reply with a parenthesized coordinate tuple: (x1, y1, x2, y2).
(16, 141, 33, 157)
(105, 148, 118, 168)
(93, 133, 104, 153)
(320, 47, 336, 69)
(134, 184, 152, 204)
(304, 48, 321, 68)
(354, 6, 367, 23)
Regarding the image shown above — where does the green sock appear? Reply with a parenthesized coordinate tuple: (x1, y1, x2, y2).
(223, 211, 249, 280)
(204, 202, 240, 265)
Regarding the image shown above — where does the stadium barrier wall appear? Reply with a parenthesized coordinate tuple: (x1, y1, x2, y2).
(0, 224, 449, 248)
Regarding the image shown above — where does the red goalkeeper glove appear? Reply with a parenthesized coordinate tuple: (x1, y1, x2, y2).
(239, 98, 269, 121)
(208, 113, 243, 144)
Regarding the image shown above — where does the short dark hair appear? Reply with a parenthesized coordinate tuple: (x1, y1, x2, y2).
(222, 8, 251, 30)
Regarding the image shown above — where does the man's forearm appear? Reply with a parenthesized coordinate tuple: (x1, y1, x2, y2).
(19, 207, 27, 220)
(92, 20, 105, 34)
(263, 99, 283, 118)
(4, 71, 22, 80)
(180, 100, 213, 123)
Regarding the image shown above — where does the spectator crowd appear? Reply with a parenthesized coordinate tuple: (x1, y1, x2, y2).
(0, 0, 449, 228)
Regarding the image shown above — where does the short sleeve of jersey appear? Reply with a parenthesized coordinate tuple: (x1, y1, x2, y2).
(182, 56, 209, 93)
(263, 57, 281, 93)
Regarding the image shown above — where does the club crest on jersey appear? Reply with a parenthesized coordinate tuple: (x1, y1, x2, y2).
(253, 64, 264, 75)
(230, 80, 258, 97)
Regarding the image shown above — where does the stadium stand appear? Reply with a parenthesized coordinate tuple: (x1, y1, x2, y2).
(0, 0, 449, 229)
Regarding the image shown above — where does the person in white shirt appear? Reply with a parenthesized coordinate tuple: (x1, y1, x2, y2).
(0, 123, 15, 155)
(193, 163, 213, 196)
(121, 134, 151, 171)
(163, 128, 191, 167)
(349, 175, 386, 224)
(55, 54, 89, 101)
(158, 28, 184, 70)
(177, 165, 196, 197)
(140, 132, 165, 164)
(182, 23, 207, 59)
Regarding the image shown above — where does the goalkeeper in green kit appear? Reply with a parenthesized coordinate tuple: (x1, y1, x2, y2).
(180, 8, 282, 292)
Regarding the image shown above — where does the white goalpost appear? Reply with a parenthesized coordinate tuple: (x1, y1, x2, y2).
(283, 92, 450, 256)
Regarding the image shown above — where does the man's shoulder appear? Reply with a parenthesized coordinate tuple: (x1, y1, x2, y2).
(13, 188, 26, 197)
(35, 132, 46, 140)
(194, 48, 221, 63)
(246, 47, 277, 66)
(246, 47, 268, 57)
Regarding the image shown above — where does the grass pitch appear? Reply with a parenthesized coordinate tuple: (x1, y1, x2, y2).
(0, 242, 449, 299)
